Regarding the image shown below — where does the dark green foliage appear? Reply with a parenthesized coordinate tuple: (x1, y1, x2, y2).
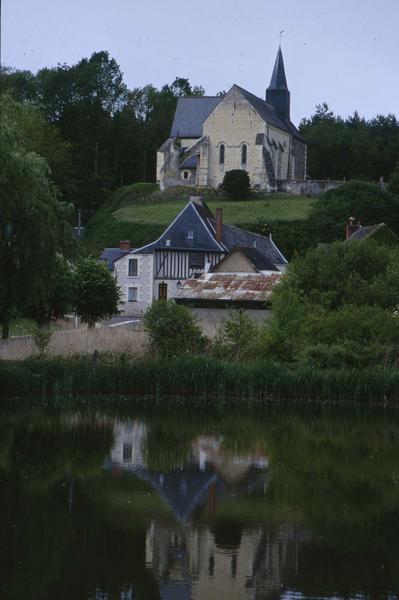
(266, 242, 399, 367)
(213, 309, 260, 360)
(74, 258, 122, 327)
(222, 170, 250, 199)
(307, 181, 399, 243)
(300, 103, 399, 181)
(1, 58, 204, 210)
(32, 325, 54, 357)
(144, 300, 205, 357)
(0, 96, 74, 337)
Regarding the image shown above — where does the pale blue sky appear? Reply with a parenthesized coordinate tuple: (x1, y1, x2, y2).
(2, 0, 399, 125)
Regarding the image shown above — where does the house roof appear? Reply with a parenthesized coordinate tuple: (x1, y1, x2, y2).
(131, 198, 287, 265)
(100, 248, 130, 270)
(345, 223, 399, 244)
(234, 85, 304, 142)
(170, 97, 221, 138)
(228, 247, 280, 272)
(175, 272, 282, 304)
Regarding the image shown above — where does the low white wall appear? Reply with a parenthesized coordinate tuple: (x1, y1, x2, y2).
(190, 307, 273, 337)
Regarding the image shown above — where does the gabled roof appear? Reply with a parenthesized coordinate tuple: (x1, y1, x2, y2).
(100, 248, 130, 270)
(234, 85, 304, 142)
(267, 46, 288, 90)
(132, 198, 225, 254)
(238, 247, 279, 271)
(345, 223, 399, 244)
(130, 198, 287, 266)
(170, 97, 221, 138)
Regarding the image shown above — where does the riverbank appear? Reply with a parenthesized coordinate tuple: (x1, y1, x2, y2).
(1, 355, 398, 403)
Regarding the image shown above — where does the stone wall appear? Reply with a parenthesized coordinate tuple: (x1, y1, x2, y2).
(282, 179, 344, 196)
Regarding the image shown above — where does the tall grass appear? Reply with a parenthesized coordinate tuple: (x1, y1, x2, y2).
(0, 327, 148, 361)
(1, 355, 398, 403)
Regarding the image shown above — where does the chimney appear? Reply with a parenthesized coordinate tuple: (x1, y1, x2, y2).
(345, 217, 361, 240)
(119, 240, 131, 251)
(215, 208, 223, 242)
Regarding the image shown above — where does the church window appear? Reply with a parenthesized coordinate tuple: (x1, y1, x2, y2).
(219, 144, 225, 165)
(241, 144, 247, 166)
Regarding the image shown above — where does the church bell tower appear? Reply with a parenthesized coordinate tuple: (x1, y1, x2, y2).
(266, 46, 290, 121)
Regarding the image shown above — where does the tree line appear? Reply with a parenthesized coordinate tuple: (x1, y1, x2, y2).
(2, 51, 398, 212)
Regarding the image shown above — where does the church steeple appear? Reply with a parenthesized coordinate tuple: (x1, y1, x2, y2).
(266, 46, 290, 121)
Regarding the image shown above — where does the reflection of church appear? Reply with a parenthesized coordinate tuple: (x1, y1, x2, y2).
(104, 420, 310, 600)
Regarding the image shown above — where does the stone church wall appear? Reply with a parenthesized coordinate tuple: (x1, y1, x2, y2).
(202, 88, 268, 189)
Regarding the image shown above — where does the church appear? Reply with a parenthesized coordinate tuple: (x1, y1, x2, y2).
(157, 47, 307, 192)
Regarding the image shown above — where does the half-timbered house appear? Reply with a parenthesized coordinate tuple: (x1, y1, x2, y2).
(113, 196, 287, 314)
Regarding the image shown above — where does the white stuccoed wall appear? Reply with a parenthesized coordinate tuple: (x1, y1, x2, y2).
(114, 253, 154, 315)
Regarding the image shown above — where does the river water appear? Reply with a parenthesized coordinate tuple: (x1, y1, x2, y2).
(1, 402, 399, 599)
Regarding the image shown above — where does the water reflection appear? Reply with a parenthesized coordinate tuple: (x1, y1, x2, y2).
(1, 405, 399, 600)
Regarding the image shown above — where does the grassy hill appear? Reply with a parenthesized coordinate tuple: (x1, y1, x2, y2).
(82, 183, 314, 259)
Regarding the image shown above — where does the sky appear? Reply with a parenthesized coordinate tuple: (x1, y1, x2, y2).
(2, 0, 399, 125)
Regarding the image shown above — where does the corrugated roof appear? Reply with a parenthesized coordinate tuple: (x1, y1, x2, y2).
(175, 272, 282, 303)
(170, 97, 221, 138)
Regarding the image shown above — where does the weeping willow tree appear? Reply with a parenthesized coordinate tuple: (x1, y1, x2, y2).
(0, 96, 74, 338)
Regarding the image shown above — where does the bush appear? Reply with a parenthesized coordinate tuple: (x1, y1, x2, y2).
(213, 309, 260, 361)
(32, 324, 54, 357)
(144, 300, 206, 357)
(222, 170, 250, 199)
(307, 181, 399, 243)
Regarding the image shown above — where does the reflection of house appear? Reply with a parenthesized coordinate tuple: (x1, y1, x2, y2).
(146, 521, 305, 600)
(110, 420, 147, 468)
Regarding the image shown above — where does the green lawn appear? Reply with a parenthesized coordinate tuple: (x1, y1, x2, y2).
(114, 195, 314, 226)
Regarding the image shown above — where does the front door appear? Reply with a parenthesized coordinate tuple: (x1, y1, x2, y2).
(158, 282, 168, 300)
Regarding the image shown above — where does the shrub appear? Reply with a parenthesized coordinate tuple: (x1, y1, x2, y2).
(222, 170, 250, 199)
(213, 309, 260, 361)
(144, 300, 206, 357)
(32, 324, 54, 357)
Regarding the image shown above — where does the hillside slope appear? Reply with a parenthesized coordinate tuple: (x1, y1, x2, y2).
(83, 183, 314, 259)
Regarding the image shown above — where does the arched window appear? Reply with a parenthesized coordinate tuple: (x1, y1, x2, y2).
(241, 144, 247, 165)
(219, 144, 225, 165)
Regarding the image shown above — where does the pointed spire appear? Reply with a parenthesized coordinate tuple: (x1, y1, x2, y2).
(266, 46, 290, 120)
(267, 46, 288, 90)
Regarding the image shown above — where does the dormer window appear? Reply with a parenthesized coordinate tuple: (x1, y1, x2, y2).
(219, 144, 225, 165)
(187, 231, 194, 240)
(165, 239, 171, 247)
(241, 144, 247, 166)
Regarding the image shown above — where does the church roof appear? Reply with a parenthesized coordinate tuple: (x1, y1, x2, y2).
(267, 46, 288, 90)
(235, 85, 304, 142)
(170, 96, 221, 138)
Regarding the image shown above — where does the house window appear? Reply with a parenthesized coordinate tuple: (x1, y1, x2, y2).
(241, 144, 247, 165)
(123, 443, 132, 462)
(158, 282, 168, 300)
(128, 258, 138, 277)
(183, 170, 189, 180)
(128, 287, 138, 302)
(187, 230, 194, 240)
(189, 252, 205, 270)
(219, 144, 225, 165)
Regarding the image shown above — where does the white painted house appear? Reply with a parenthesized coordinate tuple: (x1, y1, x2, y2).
(113, 196, 287, 315)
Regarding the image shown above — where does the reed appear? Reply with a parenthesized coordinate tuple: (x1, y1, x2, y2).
(1, 355, 398, 403)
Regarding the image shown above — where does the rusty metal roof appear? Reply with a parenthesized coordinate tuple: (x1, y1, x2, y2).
(174, 272, 282, 303)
